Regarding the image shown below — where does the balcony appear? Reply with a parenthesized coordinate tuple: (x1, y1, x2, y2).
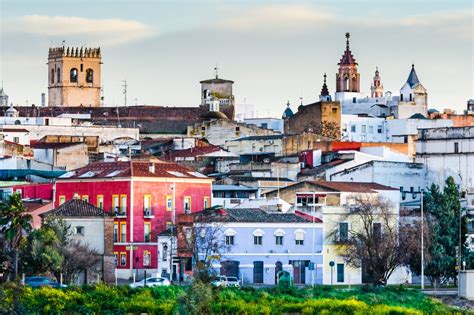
(112, 207, 127, 217)
(144, 207, 154, 218)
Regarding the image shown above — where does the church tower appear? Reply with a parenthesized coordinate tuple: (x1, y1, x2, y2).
(48, 46, 102, 107)
(319, 73, 332, 101)
(335, 33, 360, 95)
(370, 67, 383, 98)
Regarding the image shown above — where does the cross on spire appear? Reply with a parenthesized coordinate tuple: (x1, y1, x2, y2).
(345, 32, 350, 49)
(214, 64, 219, 79)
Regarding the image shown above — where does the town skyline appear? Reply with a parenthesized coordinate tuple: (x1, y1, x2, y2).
(1, 0, 473, 117)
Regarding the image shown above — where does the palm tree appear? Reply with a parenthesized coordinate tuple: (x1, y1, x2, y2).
(0, 192, 32, 278)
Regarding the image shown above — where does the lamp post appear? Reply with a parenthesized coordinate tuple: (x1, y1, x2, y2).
(420, 189, 424, 290)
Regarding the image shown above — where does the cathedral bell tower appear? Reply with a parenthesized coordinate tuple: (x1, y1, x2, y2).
(335, 33, 360, 102)
(48, 46, 102, 107)
(371, 67, 383, 98)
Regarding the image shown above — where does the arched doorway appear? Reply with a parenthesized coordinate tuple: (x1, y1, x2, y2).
(275, 261, 283, 284)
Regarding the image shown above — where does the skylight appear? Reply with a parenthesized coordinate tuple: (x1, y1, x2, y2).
(59, 171, 75, 178)
(188, 171, 207, 178)
(79, 171, 96, 178)
(105, 170, 122, 177)
(167, 171, 187, 177)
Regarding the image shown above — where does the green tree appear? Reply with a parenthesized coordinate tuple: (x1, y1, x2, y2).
(423, 177, 461, 286)
(0, 193, 32, 278)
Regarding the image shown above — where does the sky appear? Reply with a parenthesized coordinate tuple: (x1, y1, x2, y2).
(0, 0, 473, 118)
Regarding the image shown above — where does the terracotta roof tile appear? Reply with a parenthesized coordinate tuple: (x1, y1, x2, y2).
(41, 199, 108, 217)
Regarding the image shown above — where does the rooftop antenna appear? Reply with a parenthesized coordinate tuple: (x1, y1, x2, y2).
(61, 40, 66, 48)
(214, 64, 219, 79)
(122, 80, 127, 106)
(299, 97, 303, 106)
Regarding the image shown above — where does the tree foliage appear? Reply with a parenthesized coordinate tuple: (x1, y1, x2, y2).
(0, 192, 32, 278)
(20, 216, 101, 284)
(329, 195, 416, 286)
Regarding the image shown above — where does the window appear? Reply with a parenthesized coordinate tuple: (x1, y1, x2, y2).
(97, 195, 104, 209)
(332, 107, 338, 113)
(113, 223, 118, 242)
(377, 125, 383, 133)
(75, 226, 84, 235)
(294, 229, 305, 245)
(204, 196, 210, 209)
(361, 125, 367, 133)
(225, 235, 234, 245)
(409, 93, 412, 101)
(373, 223, 382, 241)
(51, 69, 55, 84)
(368, 126, 374, 133)
(144, 195, 151, 213)
(81, 195, 89, 202)
(70, 68, 78, 83)
(143, 250, 151, 266)
(162, 244, 168, 261)
(261, 123, 268, 129)
(166, 195, 173, 211)
(13, 137, 19, 144)
(275, 236, 283, 245)
(120, 195, 127, 214)
(86, 69, 94, 83)
(120, 252, 126, 266)
(59, 196, 66, 205)
(235, 126, 240, 132)
(400, 94, 404, 101)
(454, 142, 459, 153)
(184, 197, 191, 214)
(144, 223, 151, 242)
(339, 222, 349, 242)
(274, 229, 285, 245)
(112, 195, 119, 212)
(80, 63, 83, 72)
(57, 68, 60, 83)
(114, 252, 118, 266)
(351, 125, 356, 132)
(120, 223, 126, 242)
(337, 263, 344, 282)
(352, 97, 356, 103)
(254, 236, 263, 245)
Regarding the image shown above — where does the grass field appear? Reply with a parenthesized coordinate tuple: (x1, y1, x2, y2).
(0, 281, 469, 314)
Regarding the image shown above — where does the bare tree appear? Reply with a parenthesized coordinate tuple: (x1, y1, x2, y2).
(328, 195, 416, 286)
(58, 239, 102, 284)
(178, 211, 229, 282)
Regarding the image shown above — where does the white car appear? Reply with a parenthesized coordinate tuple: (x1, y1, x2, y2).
(130, 277, 170, 288)
(212, 276, 240, 288)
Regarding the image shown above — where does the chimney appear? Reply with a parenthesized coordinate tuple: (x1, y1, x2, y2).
(149, 162, 155, 173)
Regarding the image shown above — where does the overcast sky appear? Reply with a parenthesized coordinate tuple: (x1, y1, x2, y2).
(1, 0, 472, 117)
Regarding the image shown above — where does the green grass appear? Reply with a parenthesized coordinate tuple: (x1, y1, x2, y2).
(0, 282, 465, 314)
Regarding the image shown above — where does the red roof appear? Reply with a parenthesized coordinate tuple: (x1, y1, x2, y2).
(1, 128, 29, 133)
(309, 181, 398, 192)
(58, 160, 210, 180)
(167, 145, 226, 160)
(31, 142, 85, 149)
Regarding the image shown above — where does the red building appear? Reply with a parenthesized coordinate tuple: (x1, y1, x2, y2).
(54, 159, 212, 279)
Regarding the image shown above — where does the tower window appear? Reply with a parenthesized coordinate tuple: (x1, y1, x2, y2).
(51, 69, 55, 84)
(409, 94, 412, 101)
(400, 94, 403, 101)
(57, 68, 60, 83)
(352, 97, 356, 103)
(86, 69, 94, 83)
(80, 64, 83, 72)
(344, 77, 349, 91)
(70, 68, 78, 83)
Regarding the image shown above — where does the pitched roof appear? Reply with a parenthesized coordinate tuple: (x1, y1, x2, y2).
(167, 145, 227, 160)
(189, 207, 315, 223)
(42, 199, 107, 217)
(308, 181, 398, 192)
(406, 64, 420, 88)
(338, 33, 358, 66)
(58, 159, 209, 180)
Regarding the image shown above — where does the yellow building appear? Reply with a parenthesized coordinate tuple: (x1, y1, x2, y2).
(48, 46, 102, 107)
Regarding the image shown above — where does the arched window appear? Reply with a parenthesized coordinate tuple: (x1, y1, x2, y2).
(57, 68, 60, 83)
(86, 69, 94, 83)
(70, 68, 78, 83)
(51, 69, 55, 84)
(344, 77, 349, 91)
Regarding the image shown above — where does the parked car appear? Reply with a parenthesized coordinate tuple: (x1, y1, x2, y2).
(129, 277, 170, 288)
(25, 276, 67, 288)
(212, 275, 240, 288)
(226, 276, 241, 288)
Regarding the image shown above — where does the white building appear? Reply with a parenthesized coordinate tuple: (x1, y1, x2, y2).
(416, 126, 474, 191)
(0, 128, 30, 145)
(243, 118, 284, 133)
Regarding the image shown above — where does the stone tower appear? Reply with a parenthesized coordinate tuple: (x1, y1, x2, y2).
(370, 67, 383, 98)
(336, 33, 360, 93)
(48, 46, 102, 107)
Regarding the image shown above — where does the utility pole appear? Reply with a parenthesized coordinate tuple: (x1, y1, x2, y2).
(421, 188, 424, 290)
(122, 80, 128, 106)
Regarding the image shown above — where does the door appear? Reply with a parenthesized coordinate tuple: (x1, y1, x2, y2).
(275, 261, 283, 284)
(221, 260, 239, 278)
(292, 260, 306, 285)
(253, 261, 264, 284)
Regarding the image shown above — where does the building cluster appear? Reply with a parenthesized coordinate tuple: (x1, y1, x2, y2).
(0, 33, 473, 286)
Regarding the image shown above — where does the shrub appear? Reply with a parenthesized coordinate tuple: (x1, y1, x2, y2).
(178, 280, 213, 314)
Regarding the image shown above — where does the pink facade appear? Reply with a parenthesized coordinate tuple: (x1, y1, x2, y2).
(54, 161, 212, 273)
